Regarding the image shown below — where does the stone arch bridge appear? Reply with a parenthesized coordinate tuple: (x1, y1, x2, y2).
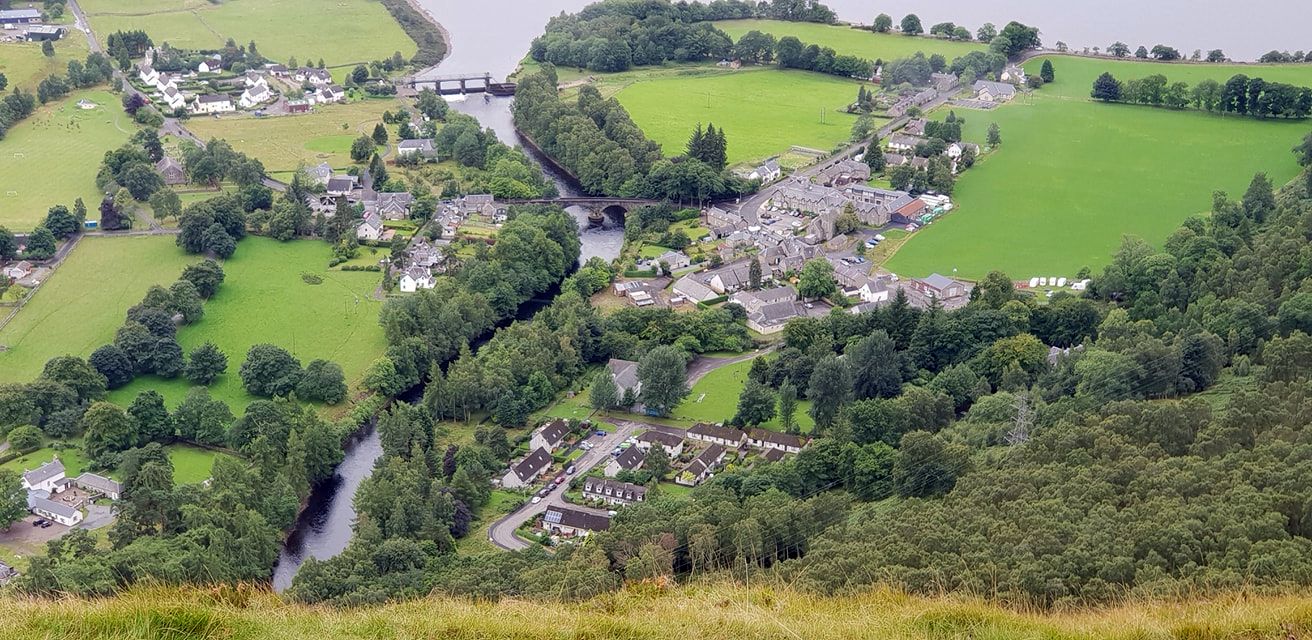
(504, 197, 664, 224)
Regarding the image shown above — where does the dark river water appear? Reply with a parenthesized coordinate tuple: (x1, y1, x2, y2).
(273, 0, 1299, 591)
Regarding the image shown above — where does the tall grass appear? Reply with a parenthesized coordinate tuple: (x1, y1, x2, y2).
(5, 580, 1312, 639)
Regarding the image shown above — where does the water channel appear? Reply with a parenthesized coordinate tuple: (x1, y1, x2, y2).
(271, 0, 1306, 591)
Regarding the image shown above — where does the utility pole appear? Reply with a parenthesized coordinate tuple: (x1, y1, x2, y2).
(1006, 392, 1032, 446)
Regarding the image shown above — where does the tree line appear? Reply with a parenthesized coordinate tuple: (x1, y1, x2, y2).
(514, 67, 751, 200)
(1092, 71, 1312, 118)
(528, 0, 835, 73)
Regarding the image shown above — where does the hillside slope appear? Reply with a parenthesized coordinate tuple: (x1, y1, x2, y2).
(4, 582, 1312, 639)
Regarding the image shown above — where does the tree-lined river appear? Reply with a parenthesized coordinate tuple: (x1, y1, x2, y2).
(271, 0, 1306, 591)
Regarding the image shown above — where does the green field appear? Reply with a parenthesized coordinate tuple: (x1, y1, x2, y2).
(884, 58, 1308, 279)
(0, 36, 89, 94)
(610, 68, 861, 165)
(1028, 54, 1312, 100)
(714, 19, 985, 62)
(0, 89, 132, 230)
(109, 237, 388, 411)
(672, 358, 814, 433)
(0, 236, 198, 383)
(78, 0, 416, 67)
(2, 441, 229, 484)
(184, 98, 404, 172)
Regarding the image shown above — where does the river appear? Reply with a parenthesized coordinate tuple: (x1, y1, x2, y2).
(272, 0, 1300, 591)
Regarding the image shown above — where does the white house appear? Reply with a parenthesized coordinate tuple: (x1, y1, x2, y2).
(3, 260, 34, 280)
(1000, 64, 1027, 85)
(530, 419, 571, 453)
(582, 477, 646, 506)
(397, 266, 435, 293)
(542, 506, 610, 538)
(296, 67, 332, 85)
(687, 423, 747, 448)
(306, 162, 333, 186)
(888, 134, 924, 153)
(74, 473, 123, 500)
(154, 73, 178, 93)
(316, 85, 345, 104)
(748, 428, 807, 454)
(192, 93, 235, 114)
(607, 358, 641, 399)
(676, 444, 727, 486)
(239, 83, 271, 109)
(636, 430, 684, 458)
(748, 158, 781, 182)
(27, 493, 81, 526)
(21, 459, 66, 493)
(243, 71, 268, 89)
(137, 64, 158, 86)
(197, 55, 222, 74)
(356, 212, 383, 241)
(396, 138, 436, 159)
(502, 447, 553, 489)
(604, 446, 645, 478)
(160, 86, 187, 111)
(973, 80, 1017, 103)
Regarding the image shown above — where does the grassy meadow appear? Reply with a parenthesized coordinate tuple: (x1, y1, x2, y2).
(714, 19, 985, 62)
(0, 35, 88, 95)
(608, 67, 862, 165)
(1, 440, 229, 485)
(184, 98, 405, 174)
(0, 236, 198, 383)
(883, 57, 1308, 279)
(77, 0, 415, 67)
(108, 237, 388, 412)
(1028, 54, 1312, 100)
(0, 89, 131, 230)
(10, 582, 1312, 639)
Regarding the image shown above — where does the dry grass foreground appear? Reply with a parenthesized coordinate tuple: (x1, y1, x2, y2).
(4, 582, 1312, 639)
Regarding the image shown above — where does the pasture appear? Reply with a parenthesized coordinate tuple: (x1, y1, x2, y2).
(608, 67, 861, 165)
(713, 19, 984, 62)
(0, 36, 88, 94)
(1025, 54, 1312, 100)
(0, 89, 132, 230)
(77, 0, 415, 67)
(883, 59, 1307, 280)
(184, 98, 404, 173)
(108, 237, 388, 412)
(0, 236, 198, 384)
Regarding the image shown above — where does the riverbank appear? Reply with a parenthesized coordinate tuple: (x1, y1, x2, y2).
(378, 0, 449, 67)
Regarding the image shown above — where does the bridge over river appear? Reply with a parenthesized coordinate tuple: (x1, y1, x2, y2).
(504, 197, 664, 223)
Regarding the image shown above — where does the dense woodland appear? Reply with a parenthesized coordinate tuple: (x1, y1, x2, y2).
(514, 66, 752, 200)
(529, 0, 834, 73)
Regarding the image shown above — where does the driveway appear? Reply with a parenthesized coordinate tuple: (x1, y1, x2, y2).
(487, 421, 640, 550)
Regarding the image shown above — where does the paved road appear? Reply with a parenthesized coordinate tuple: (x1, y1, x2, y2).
(685, 350, 769, 388)
(487, 421, 640, 550)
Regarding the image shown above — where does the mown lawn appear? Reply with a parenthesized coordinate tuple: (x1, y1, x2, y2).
(885, 61, 1306, 279)
(0, 89, 132, 230)
(610, 67, 862, 165)
(714, 19, 985, 62)
(78, 0, 416, 67)
(672, 358, 815, 433)
(2, 439, 229, 491)
(0, 236, 198, 384)
(108, 237, 388, 412)
(184, 98, 406, 173)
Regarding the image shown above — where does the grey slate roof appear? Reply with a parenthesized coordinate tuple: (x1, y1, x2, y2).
(22, 459, 64, 487)
(75, 472, 122, 495)
(512, 447, 553, 483)
(608, 359, 639, 391)
(536, 419, 570, 448)
(612, 446, 646, 471)
(543, 506, 611, 532)
(583, 477, 646, 502)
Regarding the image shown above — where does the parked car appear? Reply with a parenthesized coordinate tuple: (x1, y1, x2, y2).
(566, 465, 577, 475)
(554, 475, 566, 485)
(594, 430, 607, 437)
(537, 487, 549, 498)
(531, 496, 542, 504)
(32, 518, 46, 527)
(39, 521, 51, 528)
(611, 447, 623, 456)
